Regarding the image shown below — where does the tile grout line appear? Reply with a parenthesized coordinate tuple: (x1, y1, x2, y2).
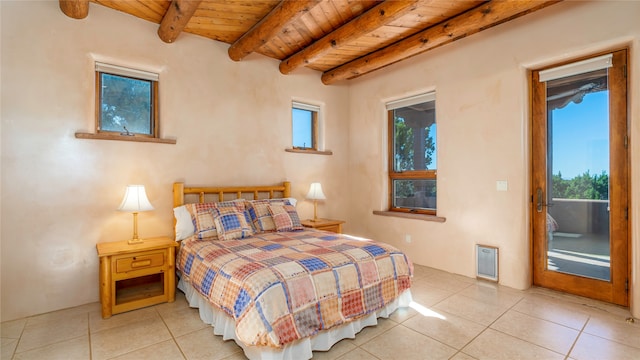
(154, 305, 190, 360)
(563, 314, 590, 360)
(88, 312, 93, 360)
(577, 315, 640, 351)
(481, 293, 596, 359)
(407, 280, 486, 359)
(353, 343, 383, 360)
(98, 307, 185, 360)
(448, 287, 528, 359)
(10, 317, 30, 358)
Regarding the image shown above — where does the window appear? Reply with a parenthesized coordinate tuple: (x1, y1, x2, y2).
(387, 93, 437, 215)
(291, 101, 319, 150)
(96, 62, 158, 138)
(286, 101, 330, 155)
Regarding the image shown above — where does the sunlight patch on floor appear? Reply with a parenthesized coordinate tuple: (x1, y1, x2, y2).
(409, 301, 446, 320)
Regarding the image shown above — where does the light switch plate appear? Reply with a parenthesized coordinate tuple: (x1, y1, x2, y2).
(496, 180, 508, 191)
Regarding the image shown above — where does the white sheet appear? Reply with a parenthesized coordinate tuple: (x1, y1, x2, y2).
(178, 277, 412, 360)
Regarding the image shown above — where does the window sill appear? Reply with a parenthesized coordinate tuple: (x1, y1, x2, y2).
(372, 210, 446, 222)
(285, 148, 332, 155)
(75, 132, 177, 144)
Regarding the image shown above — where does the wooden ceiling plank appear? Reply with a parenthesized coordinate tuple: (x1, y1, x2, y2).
(158, 0, 203, 43)
(137, 0, 171, 20)
(276, 24, 307, 56)
(307, 3, 336, 34)
(291, 21, 316, 46)
(93, 0, 165, 23)
(228, 0, 322, 61)
(280, 0, 421, 75)
(298, 12, 327, 40)
(268, 35, 295, 59)
(322, 0, 561, 84)
(316, 0, 343, 29)
(331, 0, 353, 21)
(59, 0, 89, 19)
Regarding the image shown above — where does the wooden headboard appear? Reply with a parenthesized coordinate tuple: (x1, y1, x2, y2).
(173, 181, 291, 208)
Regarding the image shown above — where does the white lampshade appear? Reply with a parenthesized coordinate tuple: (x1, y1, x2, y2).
(306, 182, 326, 200)
(118, 185, 154, 212)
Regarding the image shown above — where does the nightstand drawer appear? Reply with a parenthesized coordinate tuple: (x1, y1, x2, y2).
(317, 224, 341, 233)
(115, 252, 164, 273)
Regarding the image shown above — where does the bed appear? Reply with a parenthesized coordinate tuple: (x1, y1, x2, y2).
(173, 181, 413, 360)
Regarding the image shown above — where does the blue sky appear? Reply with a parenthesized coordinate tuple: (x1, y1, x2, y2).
(292, 108, 312, 148)
(551, 91, 609, 179)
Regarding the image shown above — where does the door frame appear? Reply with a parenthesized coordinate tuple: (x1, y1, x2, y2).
(530, 48, 630, 306)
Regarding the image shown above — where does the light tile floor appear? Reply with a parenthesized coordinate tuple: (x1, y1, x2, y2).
(2, 265, 640, 360)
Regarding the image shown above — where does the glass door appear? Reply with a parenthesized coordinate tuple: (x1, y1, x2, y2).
(531, 50, 628, 306)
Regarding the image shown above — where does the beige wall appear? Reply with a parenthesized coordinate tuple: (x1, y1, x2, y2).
(1, 0, 639, 321)
(0, 1, 350, 321)
(347, 0, 640, 318)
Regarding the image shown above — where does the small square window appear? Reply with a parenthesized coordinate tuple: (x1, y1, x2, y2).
(95, 62, 159, 138)
(292, 101, 319, 150)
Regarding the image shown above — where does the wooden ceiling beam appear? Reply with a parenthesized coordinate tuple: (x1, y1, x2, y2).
(59, 0, 89, 19)
(279, 0, 420, 75)
(321, 0, 562, 85)
(158, 0, 203, 43)
(228, 0, 322, 62)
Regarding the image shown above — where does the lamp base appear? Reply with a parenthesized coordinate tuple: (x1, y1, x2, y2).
(128, 212, 144, 245)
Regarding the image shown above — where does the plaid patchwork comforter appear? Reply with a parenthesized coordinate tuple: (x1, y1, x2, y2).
(176, 229, 413, 348)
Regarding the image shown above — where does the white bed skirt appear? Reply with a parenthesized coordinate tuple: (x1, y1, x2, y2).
(178, 278, 412, 360)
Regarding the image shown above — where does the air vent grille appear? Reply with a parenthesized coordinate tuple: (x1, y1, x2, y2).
(476, 245, 498, 282)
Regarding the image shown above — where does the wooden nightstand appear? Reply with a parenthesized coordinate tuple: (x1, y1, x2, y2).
(301, 218, 345, 233)
(96, 236, 178, 318)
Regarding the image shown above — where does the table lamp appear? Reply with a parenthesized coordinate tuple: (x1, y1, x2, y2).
(118, 185, 154, 244)
(306, 182, 326, 222)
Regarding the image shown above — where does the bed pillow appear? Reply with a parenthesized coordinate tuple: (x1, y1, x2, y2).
(246, 198, 292, 233)
(211, 206, 254, 241)
(191, 199, 247, 239)
(173, 205, 195, 241)
(267, 203, 304, 232)
(190, 202, 219, 239)
(284, 197, 297, 207)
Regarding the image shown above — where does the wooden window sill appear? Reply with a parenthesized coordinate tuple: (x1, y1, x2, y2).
(285, 148, 332, 155)
(75, 132, 176, 144)
(372, 210, 446, 223)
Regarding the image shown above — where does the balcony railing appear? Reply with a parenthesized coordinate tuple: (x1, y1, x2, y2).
(548, 198, 609, 235)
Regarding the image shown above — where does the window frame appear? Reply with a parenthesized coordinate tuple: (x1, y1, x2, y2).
(291, 101, 319, 150)
(286, 101, 332, 155)
(387, 93, 437, 216)
(95, 62, 160, 139)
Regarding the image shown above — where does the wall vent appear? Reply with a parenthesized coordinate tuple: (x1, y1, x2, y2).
(476, 244, 498, 282)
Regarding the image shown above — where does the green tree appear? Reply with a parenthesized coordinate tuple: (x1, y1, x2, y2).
(394, 118, 413, 172)
(551, 170, 608, 200)
(394, 117, 435, 171)
(591, 171, 609, 200)
(394, 116, 436, 197)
